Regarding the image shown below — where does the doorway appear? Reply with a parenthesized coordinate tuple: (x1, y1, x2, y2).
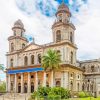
(24, 82, 27, 93)
(18, 83, 21, 93)
(31, 82, 34, 93)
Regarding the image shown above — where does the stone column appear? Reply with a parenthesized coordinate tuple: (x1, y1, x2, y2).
(21, 73, 24, 93)
(14, 74, 17, 93)
(61, 71, 64, 87)
(73, 73, 76, 91)
(8, 74, 11, 92)
(35, 72, 38, 91)
(43, 72, 46, 87)
(63, 71, 69, 89)
(28, 72, 31, 93)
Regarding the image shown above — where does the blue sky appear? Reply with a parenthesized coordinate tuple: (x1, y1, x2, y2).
(16, 0, 88, 17)
(0, 0, 100, 80)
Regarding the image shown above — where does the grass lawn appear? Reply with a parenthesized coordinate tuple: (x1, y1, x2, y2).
(79, 97, 100, 100)
(32, 97, 100, 100)
(65, 97, 100, 100)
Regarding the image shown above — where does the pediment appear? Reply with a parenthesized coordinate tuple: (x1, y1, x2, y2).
(23, 43, 41, 51)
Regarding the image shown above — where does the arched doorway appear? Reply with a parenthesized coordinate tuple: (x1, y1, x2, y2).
(77, 83, 80, 91)
(46, 82, 49, 87)
(56, 81, 61, 87)
(18, 83, 21, 93)
(24, 82, 27, 93)
(31, 82, 34, 93)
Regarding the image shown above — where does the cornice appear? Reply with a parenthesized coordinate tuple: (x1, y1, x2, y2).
(8, 36, 28, 42)
(52, 22, 76, 30)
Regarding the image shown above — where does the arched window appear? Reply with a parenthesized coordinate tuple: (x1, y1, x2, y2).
(24, 56, 28, 65)
(56, 50, 60, 54)
(11, 43, 14, 52)
(71, 52, 73, 64)
(14, 30, 16, 36)
(56, 50, 61, 60)
(22, 43, 25, 49)
(82, 83, 85, 91)
(46, 82, 49, 87)
(90, 84, 93, 92)
(10, 59, 13, 67)
(11, 82, 13, 90)
(87, 84, 89, 91)
(31, 55, 34, 64)
(58, 14, 62, 22)
(18, 83, 21, 86)
(77, 83, 80, 91)
(70, 81, 73, 91)
(83, 66, 85, 72)
(56, 30, 61, 42)
(38, 54, 41, 63)
(91, 66, 94, 72)
(56, 81, 61, 87)
(70, 32, 73, 43)
(21, 31, 23, 37)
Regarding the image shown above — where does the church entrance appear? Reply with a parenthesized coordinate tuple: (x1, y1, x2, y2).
(31, 82, 34, 93)
(24, 82, 27, 93)
(18, 83, 21, 93)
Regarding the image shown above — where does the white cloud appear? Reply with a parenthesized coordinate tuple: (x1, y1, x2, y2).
(0, 0, 100, 80)
(0, 0, 55, 66)
(75, 0, 100, 60)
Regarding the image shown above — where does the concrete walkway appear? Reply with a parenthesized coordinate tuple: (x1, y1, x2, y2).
(0, 93, 31, 100)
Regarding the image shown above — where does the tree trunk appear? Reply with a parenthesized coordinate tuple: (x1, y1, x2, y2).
(50, 70, 54, 87)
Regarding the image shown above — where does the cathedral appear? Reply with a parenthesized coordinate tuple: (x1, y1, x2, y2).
(6, 2, 100, 97)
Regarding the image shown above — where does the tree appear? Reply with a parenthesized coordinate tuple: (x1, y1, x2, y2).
(0, 82, 6, 93)
(42, 49, 61, 87)
(0, 64, 4, 71)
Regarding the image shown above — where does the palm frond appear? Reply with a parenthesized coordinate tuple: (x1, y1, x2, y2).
(42, 49, 61, 71)
(0, 64, 4, 71)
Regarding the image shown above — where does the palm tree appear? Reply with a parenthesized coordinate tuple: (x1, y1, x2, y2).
(42, 49, 61, 87)
(0, 64, 4, 71)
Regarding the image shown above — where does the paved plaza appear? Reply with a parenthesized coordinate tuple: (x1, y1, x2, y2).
(0, 93, 30, 100)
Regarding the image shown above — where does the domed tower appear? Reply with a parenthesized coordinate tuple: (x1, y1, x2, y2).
(52, 1, 76, 43)
(8, 19, 28, 52)
(52, 1, 77, 65)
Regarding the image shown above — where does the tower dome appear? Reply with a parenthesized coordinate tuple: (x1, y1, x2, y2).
(56, 2, 71, 16)
(14, 19, 24, 29)
(12, 19, 25, 32)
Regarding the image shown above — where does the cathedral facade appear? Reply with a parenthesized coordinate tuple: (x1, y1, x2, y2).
(6, 2, 100, 97)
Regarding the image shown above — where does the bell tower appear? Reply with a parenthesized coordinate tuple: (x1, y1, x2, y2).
(52, 1, 77, 65)
(52, 1, 76, 44)
(8, 19, 28, 52)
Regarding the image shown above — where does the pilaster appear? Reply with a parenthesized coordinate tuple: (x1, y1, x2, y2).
(21, 73, 24, 93)
(43, 72, 46, 87)
(28, 72, 31, 93)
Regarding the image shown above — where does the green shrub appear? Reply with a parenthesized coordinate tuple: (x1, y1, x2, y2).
(48, 95, 61, 100)
(85, 92, 92, 97)
(78, 91, 86, 98)
(38, 87, 51, 97)
(31, 87, 70, 99)
(48, 87, 70, 99)
(0, 82, 6, 93)
(31, 91, 38, 99)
